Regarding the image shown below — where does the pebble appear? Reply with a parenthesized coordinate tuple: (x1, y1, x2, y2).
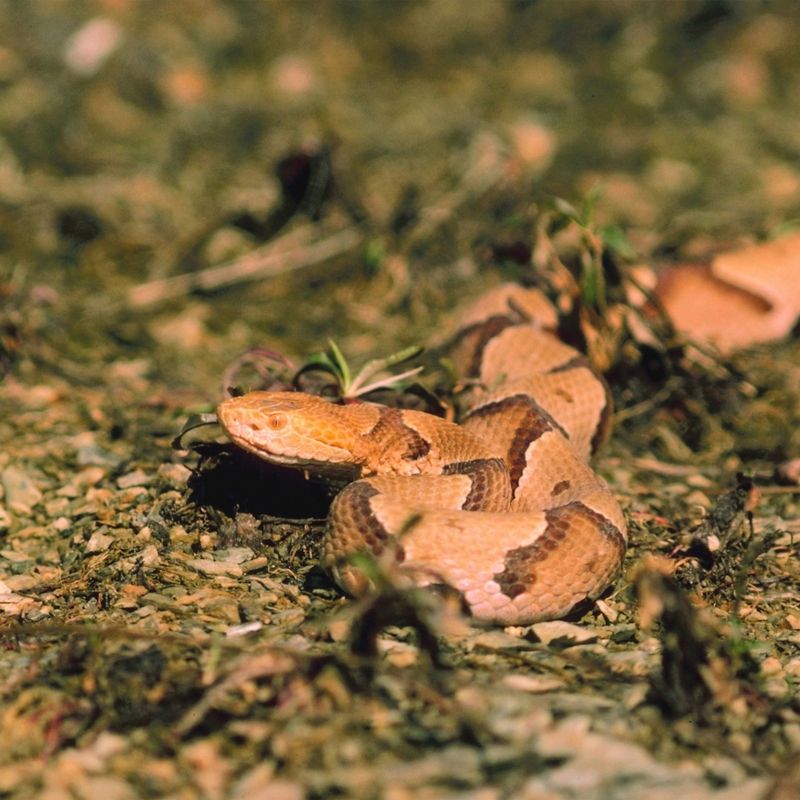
(157, 463, 192, 489)
(0, 591, 36, 616)
(531, 620, 599, 647)
(63, 17, 122, 76)
(785, 658, 800, 677)
(0, 549, 34, 569)
(467, 630, 531, 651)
(784, 723, 800, 750)
(1, 466, 43, 515)
(75, 466, 107, 488)
(45, 498, 69, 516)
(15, 384, 61, 409)
(85, 530, 114, 553)
(535, 715, 592, 758)
(760, 656, 783, 676)
(508, 119, 557, 171)
(686, 473, 713, 488)
(622, 683, 650, 710)
(116, 469, 153, 489)
(776, 457, 800, 485)
(785, 613, 800, 630)
(75, 442, 120, 468)
(188, 558, 243, 577)
(233, 775, 303, 800)
(225, 621, 263, 637)
(119, 486, 148, 504)
(328, 619, 350, 642)
(170, 525, 193, 545)
(140, 593, 180, 611)
(198, 532, 214, 549)
(382, 745, 483, 788)
(704, 754, 751, 788)
(2, 575, 37, 592)
(242, 557, 269, 573)
(140, 545, 160, 567)
(501, 674, 564, 694)
(685, 489, 711, 508)
(214, 547, 255, 565)
(270, 53, 317, 98)
(377, 638, 419, 668)
(609, 624, 638, 643)
(595, 598, 619, 622)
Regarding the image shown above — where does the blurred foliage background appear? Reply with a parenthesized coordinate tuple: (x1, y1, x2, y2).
(1, 0, 799, 387)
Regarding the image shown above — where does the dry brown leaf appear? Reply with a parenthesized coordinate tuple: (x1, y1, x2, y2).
(654, 233, 800, 352)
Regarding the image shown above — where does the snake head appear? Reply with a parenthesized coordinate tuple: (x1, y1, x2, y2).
(217, 391, 366, 479)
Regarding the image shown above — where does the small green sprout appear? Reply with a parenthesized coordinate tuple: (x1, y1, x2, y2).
(302, 339, 424, 400)
(362, 237, 387, 275)
(551, 187, 635, 312)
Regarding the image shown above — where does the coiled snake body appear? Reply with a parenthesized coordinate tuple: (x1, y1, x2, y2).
(218, 285, 626, 625)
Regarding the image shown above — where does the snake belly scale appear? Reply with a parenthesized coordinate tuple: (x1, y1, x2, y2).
(217, 285, 627, 625)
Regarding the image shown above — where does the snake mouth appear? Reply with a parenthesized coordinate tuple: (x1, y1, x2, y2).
(222, 420, 362, 480)
(248, 447, 362, 481)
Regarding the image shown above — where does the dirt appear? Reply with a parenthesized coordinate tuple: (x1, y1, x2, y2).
(1, 3, 799, 799)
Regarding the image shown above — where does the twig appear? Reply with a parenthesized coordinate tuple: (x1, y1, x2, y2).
(612, 377, 682, 424)
(127, 225, 362, 309)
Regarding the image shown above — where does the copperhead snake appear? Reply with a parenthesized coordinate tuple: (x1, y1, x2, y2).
(217, 285, 627, 625)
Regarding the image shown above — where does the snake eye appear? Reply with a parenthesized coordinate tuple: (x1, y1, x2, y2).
(267, 413, 287, 431)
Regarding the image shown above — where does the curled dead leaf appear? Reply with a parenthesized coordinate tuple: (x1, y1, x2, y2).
(653, 233, 800, 353)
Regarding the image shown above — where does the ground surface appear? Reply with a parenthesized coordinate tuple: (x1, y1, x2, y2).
(1, 3, 800, 799)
